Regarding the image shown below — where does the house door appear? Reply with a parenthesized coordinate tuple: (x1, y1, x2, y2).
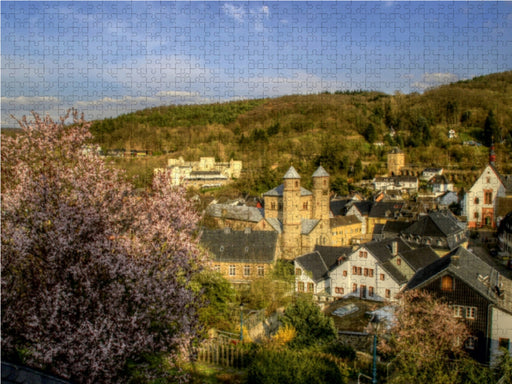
(360, 285, 366, 299)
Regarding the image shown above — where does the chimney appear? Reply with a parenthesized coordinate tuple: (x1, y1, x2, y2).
(451, 255, 460, 268)
(391, 241, 398, 256)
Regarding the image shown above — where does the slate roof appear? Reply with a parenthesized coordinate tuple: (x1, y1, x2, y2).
(406, 247, 500, 303)
(312, 166, 329, 178)
(200, 229, 278, 263)
(363, 238, 411, 284)
(369, 202, 404, 218)
(382, 220, 412, 236)
(283, 166, 301, 179)
(330, 198, 352, 216)
(399, 246, 440, 272)
(296, 251, 329, 282)
(262, 184, 312, 197)
(313, 245, 353, 268)
(346, 201, 373, 216)
(296, 245, 352, 282)
(2, 362, 72, 384)
(206, 204, 264, 223)
(302, 219, 320, 235)
(402, 210, 464, 239)
(330, 215, 361, 227)
(265, 217, 283, 233)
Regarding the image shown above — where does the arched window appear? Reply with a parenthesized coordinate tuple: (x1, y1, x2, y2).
(441, 275, 454, 292)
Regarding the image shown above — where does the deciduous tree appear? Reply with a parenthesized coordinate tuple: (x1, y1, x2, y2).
(380, 290, 469, 384)
(1, 111, 204, 383)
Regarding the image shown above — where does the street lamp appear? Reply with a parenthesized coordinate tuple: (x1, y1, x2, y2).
(370, 314, 381, 384)
(239, 303, 244, 342)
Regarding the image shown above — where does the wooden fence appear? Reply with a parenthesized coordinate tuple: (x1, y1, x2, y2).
(194, 339, 249, 369)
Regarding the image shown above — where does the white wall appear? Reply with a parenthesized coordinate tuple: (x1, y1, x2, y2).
(490, 306, 512, 366)
(329, 247, 401, 301)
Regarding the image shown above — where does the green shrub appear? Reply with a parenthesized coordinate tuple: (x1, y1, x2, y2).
(247, 349, 348, 384)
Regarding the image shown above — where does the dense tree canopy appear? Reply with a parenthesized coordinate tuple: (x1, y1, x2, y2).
(281, 296, 337, 348)
(1, 111, 205, 383)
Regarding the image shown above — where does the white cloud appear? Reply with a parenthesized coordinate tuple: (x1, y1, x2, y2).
(1, 96, 61, 106)
(411, 72, 459, 91)
(222, 3, 246, 23)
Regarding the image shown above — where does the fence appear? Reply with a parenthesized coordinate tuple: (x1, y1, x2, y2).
(194, 339, 250, 369)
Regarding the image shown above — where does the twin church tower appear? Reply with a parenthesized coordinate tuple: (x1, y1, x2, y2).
(263, 166, 332, 259)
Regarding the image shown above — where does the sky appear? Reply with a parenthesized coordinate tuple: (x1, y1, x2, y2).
(1, 1, 511, 127)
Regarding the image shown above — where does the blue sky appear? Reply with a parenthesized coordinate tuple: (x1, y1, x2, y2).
(1, 1, 511, 126)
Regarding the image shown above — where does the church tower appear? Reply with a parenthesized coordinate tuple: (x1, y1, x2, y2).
(282, 166, 302, 259)
(312, 166, 330, 221)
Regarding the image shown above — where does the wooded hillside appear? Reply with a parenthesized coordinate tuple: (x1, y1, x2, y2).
(39, 72, 512, 193)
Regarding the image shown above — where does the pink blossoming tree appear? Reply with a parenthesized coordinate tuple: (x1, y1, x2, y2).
(1, 111, 204, 383)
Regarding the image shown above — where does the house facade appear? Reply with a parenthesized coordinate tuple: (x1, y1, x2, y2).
(464, 148, 512, 229)
(200, 228, 279, 285)
(328, 238, 438, 302)
(405, 247, 512, 364)
(330, 215, 363, 246)
(155, 156, 242, 188)
(373, 176, 419, 194)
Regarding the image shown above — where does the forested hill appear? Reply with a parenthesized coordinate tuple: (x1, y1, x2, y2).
(89, 71, 512, 193)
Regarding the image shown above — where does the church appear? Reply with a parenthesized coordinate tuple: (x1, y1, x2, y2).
(202, 165, 333, 261)
(262, 166, 332, 259)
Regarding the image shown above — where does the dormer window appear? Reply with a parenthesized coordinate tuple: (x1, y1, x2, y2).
(441, 275, 454, 292)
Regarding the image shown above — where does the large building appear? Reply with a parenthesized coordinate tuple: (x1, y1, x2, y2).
(262, 166, 332, 259)
(464, 147, 512, 229)
(155, 156, 242, 188)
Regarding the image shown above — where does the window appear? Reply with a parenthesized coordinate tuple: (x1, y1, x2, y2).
(307, 283, 314, 292)
(364, 268, 369, 276)
(352, 283, 357, 293)
(369, 269, 374, 277)
(484, 191, 493, 205)
(359, 251, 368, 258)
(353, 266, 357, 275)
(466, 307, 477, 320)
(298, 282, 305, 292)
(303, 202, 308, 210)
(357, 267, 362, 275)
(335, 287, 344, 294)
(474, 212, 479, 219)
(229, 265, 236, 276)
(486, 177, 490, 183)
(465, 336, 477, 350)
(295, 268, 302, 276)
(369, 286, 374, 297)
(453, 305, 463, 318)
(244, 265, 251, 276)
(396, 258, 401, 266)
(385, 289, 391, 299)
(295, 181, 299, 188)
(441, 275, 454, 292)
(474, 197, 479, 204)
(271, 201, 276, 210)
(258, 266, 265, 276)
(343, 270, 347, 277)
(499, 338, 510, 350)
(380, 273, 385, 281)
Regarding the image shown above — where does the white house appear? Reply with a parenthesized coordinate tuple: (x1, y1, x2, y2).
(421, 167, 443, 181)
(329, 238, 438, 302)
(464, 151, 511, 229)
(373, 176, 419, 194)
